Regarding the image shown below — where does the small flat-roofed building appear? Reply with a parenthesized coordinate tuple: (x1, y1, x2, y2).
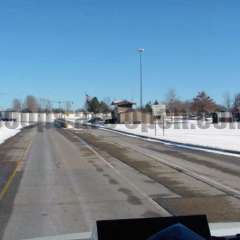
(112, 100, 135, 113)
(111, 100, 136, 123)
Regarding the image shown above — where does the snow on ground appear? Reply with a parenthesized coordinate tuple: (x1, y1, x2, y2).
(105, 120, 240, 152)
(0, 121, 25, 144)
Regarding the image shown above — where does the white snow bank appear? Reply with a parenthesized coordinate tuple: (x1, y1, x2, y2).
(0, 121, 26, 144)
(105, 121, 240, 152)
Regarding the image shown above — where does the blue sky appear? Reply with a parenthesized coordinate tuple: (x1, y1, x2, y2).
(1, 0, 240, 109)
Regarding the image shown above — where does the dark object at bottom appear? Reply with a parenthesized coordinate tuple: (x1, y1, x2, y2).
(147, 223, 205, 240)
(95, 215, 211, 240)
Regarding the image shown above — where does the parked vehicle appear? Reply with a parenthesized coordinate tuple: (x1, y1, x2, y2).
(88, 117, 104, 125)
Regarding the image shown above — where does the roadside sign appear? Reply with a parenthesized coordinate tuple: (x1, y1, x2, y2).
(152, 104, 166, 116)
(152, 104, 166, 136)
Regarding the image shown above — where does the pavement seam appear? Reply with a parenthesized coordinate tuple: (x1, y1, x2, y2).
(69, 131, 172, 217)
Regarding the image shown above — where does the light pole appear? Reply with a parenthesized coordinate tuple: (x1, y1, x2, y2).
(137, 48, 144, 110)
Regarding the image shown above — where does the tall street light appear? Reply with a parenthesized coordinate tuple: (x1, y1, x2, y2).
(137, 48, 144, 110)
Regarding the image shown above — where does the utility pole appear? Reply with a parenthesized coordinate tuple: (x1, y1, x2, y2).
(137, 48, 144, 110)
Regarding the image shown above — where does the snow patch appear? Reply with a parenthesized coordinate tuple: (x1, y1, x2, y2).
(105, 121, 240, 153)
(0, 121, 26, 144)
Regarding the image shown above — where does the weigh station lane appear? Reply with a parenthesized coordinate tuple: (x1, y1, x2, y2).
(1, 124, 240, 239)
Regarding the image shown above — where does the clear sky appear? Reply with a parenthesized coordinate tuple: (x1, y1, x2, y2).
(1, 0, 240, 109)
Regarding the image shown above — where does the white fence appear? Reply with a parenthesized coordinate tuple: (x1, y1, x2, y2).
(0, 112, 56, 123)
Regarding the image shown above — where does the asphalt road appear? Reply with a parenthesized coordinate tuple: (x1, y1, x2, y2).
(1, 125, 240, 239)
(65, 126, 240, 221)
(2, 126, 168, 240)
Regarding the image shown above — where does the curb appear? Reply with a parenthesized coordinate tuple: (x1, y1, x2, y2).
(94, 125, 240, 156)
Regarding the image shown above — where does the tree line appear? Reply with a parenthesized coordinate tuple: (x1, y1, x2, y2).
(144, 90, 240, 117)
(9, 95, 111, 114)
(85, 91, 240, 117)
(84, 97, 110, 114)
(7, 91, 240, 116)
(10, 96, 69, 113)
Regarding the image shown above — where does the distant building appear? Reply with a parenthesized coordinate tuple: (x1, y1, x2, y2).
(111, 100, 136, 123)
(112, 100, 135, 112)
(119, 109, 153, 124)
(111, 100, 153, 123)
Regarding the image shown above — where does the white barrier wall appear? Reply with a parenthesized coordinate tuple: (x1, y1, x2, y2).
(4, 112, 21, 121)
(76, 112, 85, 119)
(46, 113, 55, 123)
(86, 113, 93, 119)
(54, 113, 62, 119)
(38, 113, 46, 122)
(21, 113, 30, 123)
(29, 113, 38, 123)
(14, 112, 21, 122)
(66, 113, 75, 118)
(0, 111, 69, 123)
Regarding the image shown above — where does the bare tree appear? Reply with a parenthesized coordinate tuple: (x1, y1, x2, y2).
(12, 99, 22, 112)
(165, 89, 176, 113)
(24, 95, 39, 113)
(182, 100, 192, 114)
(65, 101, 73, 113)
(39, 98, 52, 112)
(45, 100, 52, 113)
(165, 89, 183, 114)
(223, 92, 232, 111)
(233, 93, 240, 112)
(165, 89, 177, 104)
